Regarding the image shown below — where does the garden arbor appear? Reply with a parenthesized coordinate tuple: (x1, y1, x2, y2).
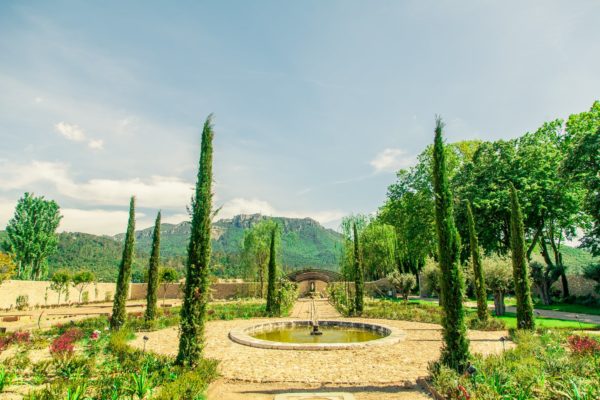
(286, 268, 342, 297)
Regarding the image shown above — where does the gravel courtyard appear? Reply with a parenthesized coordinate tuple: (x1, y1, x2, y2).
(131, 315, 513, 385)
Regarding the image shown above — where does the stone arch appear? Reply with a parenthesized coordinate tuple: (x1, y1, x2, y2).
(286, 268, 342, 297)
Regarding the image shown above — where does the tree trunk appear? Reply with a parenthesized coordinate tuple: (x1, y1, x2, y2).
(493, 292, 505, 316)
(560, 272, 570, 298)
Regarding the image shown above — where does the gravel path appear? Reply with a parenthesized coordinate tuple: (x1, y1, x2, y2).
(131, 316, 513, 385)
(504, 306, 600, 324)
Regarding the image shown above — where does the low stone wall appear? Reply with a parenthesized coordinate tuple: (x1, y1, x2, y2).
(0, 280, 118, 309)
(0, 280, 264, 309)
(552, 275, 598, 298)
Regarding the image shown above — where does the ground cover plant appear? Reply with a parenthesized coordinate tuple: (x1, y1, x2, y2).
(0, 299, 268, 399)
(431, 330, 600, 399)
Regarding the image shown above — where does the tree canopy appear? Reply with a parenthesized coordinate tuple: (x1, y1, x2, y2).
(3, 193, 62, 280)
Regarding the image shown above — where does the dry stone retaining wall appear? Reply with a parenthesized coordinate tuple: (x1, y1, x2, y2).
(0, 280, 263, 309)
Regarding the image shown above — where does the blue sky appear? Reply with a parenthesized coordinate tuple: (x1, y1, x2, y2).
(1, 1, 599, 234)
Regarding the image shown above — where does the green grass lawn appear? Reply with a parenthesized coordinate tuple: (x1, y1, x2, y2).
(532, 302, 600, 316)
(495, 312, 600, 330)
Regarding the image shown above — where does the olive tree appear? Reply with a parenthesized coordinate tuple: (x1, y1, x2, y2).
(482, 257, 512, 316)
(387, 271, 416, 301)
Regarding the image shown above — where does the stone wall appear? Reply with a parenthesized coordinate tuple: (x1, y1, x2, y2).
(552, 275, 598, 298)
(0, 280, 118, 309)
(0, 280, 265, 309)
(297, 280, 328, 297)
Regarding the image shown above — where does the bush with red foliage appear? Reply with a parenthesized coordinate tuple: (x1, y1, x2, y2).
(49, 328, 83, 358)
(568, 335, 600, 355)
(12, 330, 31, 344)
(0, 330, 31, 353)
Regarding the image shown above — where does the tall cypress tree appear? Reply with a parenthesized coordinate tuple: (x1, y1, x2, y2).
(466, 201, 488, 322)
(111, 196, 136, 331)
(353, 222, 364, 314)
(509, 183, 535, 330)
(432, 117, 470, 372)
(145, 211, 161, 322)
(176, 115, 214, 367)
(265, 226, 277, 314)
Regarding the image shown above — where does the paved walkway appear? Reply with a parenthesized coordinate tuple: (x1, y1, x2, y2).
(419, 296, 600, 325)
(289, 298, 341, 319)
(504, 306, 600, 324)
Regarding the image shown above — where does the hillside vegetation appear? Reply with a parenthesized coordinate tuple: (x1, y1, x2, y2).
(28, 214, 344, 281)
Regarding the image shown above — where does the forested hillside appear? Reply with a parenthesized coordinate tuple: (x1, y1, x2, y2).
(1, 214, 343, 282)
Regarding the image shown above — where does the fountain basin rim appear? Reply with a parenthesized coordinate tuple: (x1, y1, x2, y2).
(229, 320, 405, 350)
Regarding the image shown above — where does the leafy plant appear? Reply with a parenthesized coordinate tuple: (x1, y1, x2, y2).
(0, 365, 13, 392)
(386, 271, 416, 301)
(125, 367, 154, 399)
(16, 294, 29, 310)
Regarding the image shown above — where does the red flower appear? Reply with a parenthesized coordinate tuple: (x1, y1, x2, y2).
(49, 328, 83, 358)
(568, 335, 600, 355)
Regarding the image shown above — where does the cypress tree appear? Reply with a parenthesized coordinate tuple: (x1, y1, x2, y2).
(353, 222, 364, 314)
(509, 183, 535, 330)
(176, 115, 214, 366)
(432, 116, 470, 372)
(466, 201, 488, 322)
(145, 211, 161, 322)
(111, 196, 136, 331)
(265, 226, 277, 314)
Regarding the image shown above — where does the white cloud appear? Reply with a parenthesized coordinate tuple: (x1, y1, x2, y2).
(370, 148, 416, 173)
(59, 208, 147, 236)
(55, 121, 86, 142)
(0, 198, 17, 229)
(54, 121, 104, 150)
(0, 161, 193, 209)
(87, 139, 104, 150)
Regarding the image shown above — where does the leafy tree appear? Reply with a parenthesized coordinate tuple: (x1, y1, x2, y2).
(422, 258, 441, 300)
(562, 101, 600, 256)
(72, 270, 95, 303)
(50, 269, 71, 305)
(240, 219, 278, 297)
(509, 184, 535, 330)
(387, 271, 416, 301)
(3, 193, 62, 280)
(529, 261, 560, 306)
(111, 197, 136, 331)
(0, 253, 16, 285)
(482, 257, 512, 316)
(379, 142, 479, 273)
(265, 226, 278, 314)
(160, 267, 179, 305)
(466, 201, 488, 322)
(360, 221, 397, 281)
(177, 115, 215, 367)
(339, 214, 370, 282)
(145, 212, 161, 321)
(431, 117, 469, 372)
(353, 222, 364, 314)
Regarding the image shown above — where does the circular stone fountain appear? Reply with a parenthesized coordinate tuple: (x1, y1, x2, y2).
(229, 320, 404, 350)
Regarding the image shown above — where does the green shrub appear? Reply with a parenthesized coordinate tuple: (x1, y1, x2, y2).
(153, 359, 219, 400)
(16, 294, 29, 310)
(430, 330, 600, 399)
(387, 271, 416, 301)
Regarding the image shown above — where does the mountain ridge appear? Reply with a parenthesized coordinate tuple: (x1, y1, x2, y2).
(47, 214, 343, 281)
